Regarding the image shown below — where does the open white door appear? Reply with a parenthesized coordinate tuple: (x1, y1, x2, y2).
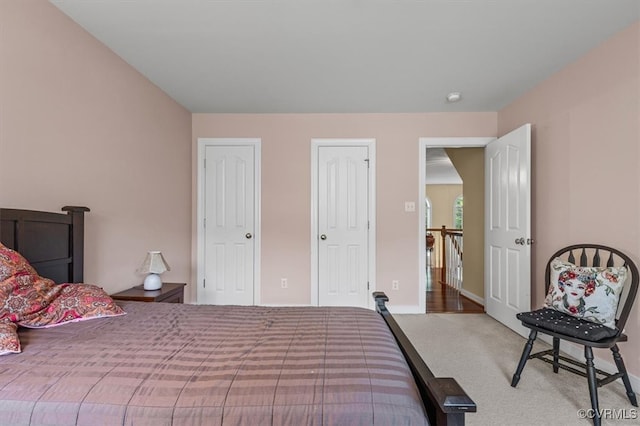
(485, 124, 532, 337)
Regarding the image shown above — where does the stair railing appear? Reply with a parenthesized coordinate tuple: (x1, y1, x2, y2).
(426, 226, 463, 289)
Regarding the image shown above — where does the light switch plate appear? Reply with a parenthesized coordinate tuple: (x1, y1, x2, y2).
(404, 201, 416, 212)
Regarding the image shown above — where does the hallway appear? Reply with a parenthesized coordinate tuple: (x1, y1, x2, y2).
(426, 267, 484, 313)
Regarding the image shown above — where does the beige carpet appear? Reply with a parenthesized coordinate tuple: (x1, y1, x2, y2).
(396, 313, 638, 426)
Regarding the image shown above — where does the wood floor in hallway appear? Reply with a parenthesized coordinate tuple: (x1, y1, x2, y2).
(426, 267, 484, 313)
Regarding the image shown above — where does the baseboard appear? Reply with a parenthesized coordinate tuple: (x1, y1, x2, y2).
(538, 334, 640, 393)
(460, 289, 484, 306)
(259, 303, 314, 307)
(386, 304, 424, 314)
(250, 302, 425, 314)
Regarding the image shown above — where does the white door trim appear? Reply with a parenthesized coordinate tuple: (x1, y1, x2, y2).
(311, 139, 376, 308)
(196, 138, 261, 305)
(418, 137, 494, 314)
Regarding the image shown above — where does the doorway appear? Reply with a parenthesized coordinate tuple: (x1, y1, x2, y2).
(424, 146, 484, 313)
(419, 126, 532, 337)
(419, 137, 493, 314)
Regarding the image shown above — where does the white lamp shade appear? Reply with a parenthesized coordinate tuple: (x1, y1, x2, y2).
(138, 251, 170, 274)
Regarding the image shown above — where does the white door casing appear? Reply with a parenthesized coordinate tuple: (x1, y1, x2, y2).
(484, 124, 532, 337)
(419, 132, 531, 327)
(197, 138, 261, 305)
(311, 139, 376, 309)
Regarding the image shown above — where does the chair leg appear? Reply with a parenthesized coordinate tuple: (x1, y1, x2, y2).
(611, 344, 638, 407)
(552, 337, 560, 373)
(511, 329, 537, 387)
(585, 346, 601, 426)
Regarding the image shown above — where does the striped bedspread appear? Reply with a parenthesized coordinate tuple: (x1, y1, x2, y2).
(0, 302, 428, 425)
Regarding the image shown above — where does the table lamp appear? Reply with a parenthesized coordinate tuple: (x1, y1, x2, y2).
(138, 251, 170, 290)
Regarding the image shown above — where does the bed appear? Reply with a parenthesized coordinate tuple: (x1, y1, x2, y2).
(0, 206, 475, 425)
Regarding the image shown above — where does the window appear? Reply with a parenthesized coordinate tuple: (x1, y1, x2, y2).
(453, 195, 463, 229)
(425, 197, 432, 230)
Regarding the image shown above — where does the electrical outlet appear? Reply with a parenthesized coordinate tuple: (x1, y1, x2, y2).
(281, 278, 288, 288)
(392, 280, 399, 290)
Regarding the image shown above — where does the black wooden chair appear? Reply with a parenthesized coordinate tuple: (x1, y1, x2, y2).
(511, 244, 639, 426)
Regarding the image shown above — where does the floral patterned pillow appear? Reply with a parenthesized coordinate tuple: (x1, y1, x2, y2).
(0, 322, 20, 355)
(0, 242, 38, 282)
(544, 258, 627, 329)
(17, 283, 125, 329)
(0, 242, 126, 354)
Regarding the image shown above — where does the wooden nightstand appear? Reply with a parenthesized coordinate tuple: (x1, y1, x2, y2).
(111, 282, 186, 303)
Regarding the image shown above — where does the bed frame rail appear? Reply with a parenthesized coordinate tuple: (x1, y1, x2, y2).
(374, 292, 476, 426)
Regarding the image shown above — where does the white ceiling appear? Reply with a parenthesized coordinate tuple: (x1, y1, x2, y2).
(49, 0, 639, 114)
(426, 148, 462, 185)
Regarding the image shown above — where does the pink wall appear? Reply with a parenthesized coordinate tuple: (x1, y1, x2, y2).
(6, 0, 635, 379)
(192, 113, 496, 309)
(499, 22, 640, 375)
(0, 1, 192, 293)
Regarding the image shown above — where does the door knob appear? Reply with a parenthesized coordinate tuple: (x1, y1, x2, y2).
(245, 233, 252, 239)
(515, 237, 525, 245)
(527, 238, 535, 245)
(320, 234, 327, 240)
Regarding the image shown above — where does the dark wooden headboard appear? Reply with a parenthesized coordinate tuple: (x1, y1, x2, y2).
(0, 206, 89, 283)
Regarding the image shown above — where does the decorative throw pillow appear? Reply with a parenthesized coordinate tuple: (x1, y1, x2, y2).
(0, 242, 38, 282)
(544, 258, 627, 329)
(0, 242, 125, 356)
(18, 283, 125, 328)
(0, 321, 20, 355)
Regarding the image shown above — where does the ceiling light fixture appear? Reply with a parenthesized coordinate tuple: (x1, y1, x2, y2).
(446, 92, 462, 102)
